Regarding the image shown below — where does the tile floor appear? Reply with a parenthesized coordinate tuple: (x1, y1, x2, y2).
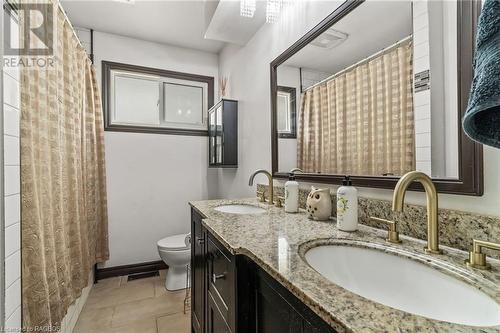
(73, 270, 190, 333)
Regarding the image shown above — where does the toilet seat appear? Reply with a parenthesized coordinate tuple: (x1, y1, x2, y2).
(157, 233, 190, 251)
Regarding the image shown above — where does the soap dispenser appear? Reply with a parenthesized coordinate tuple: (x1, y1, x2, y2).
(336, 175, 358, 231)
(285, 173, 299, 213)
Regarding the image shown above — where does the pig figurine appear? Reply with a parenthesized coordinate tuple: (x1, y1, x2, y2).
(306, 187, 332, 221)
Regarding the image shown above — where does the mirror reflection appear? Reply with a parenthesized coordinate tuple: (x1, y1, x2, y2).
(276, 0, 459, 179)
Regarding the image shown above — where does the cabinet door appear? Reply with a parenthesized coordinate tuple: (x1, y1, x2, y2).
(207, 291, 231, 333)
(209, 110, 216, 166)
(215, 105, 223, 164)
(191, 210, 205, 333)
(255, 273, 303, 333)
(254, 268, 337, 333)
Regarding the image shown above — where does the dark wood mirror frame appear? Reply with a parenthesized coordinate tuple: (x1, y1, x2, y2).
(270, 0, 483, 196)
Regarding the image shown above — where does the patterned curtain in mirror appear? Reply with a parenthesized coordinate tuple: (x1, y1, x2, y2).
(297, 39, 414, 176)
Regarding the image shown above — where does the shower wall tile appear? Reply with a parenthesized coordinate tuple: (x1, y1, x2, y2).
(4, 223, 20, 258)
(4, 194, 20, 227)
(3, 73, 19, 109)
(3, 41, 21, 329)
(4, 166, 20, 196)
(412, 2, 432, 177)
(4, 135, 20, 166)
(3, 104, 19, 137)
(4, 278, 21, 321)
(5, 250, 21, 288)
(5, 306, 21, 331)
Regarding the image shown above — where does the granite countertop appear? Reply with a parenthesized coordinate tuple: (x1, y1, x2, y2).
(189, 198, 500, 333)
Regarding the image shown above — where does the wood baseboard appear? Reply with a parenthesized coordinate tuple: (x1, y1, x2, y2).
(96, 260, 168, 281)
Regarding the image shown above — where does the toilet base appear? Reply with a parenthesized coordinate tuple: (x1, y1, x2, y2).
(165, 265, 188, 291)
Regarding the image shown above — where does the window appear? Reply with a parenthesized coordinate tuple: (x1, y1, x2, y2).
(277, 86, 297, 138)
(103, 61, 214, 135)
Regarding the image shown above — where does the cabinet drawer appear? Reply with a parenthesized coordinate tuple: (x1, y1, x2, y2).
(207, 234, 235, 327)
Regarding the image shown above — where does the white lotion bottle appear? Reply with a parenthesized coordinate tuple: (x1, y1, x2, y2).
(336, 176, 358, 231)
(285, 173, 299, 213)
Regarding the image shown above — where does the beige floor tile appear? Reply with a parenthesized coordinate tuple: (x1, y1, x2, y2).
(154, 277, 169, 297)
(111, 290, 186, 327)
(72, 305, 114, 333)
(73, 273, 190, 333)
(157, 312, 191, 333)
(107, 317, 157, 333)
(85, 278, 155, 310)
(93, 276, 121, 291)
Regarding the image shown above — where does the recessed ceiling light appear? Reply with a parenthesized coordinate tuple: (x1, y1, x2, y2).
(266, 0, 282, 23)
(240, 0, 256, 18)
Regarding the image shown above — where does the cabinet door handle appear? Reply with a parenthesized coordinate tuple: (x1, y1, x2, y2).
(212, 273, 226, 283)
(196, 237, 205, 245)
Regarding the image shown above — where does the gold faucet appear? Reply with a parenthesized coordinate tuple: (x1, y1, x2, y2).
(466, 239, 500, 270)
(248, 169, 274, 204)
(392, 171, 442, 254)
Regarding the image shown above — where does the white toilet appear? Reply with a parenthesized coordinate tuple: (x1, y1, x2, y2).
(157, 233, 191, 291)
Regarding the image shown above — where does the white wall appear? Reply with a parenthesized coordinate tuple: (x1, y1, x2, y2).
(3, 41, 21, 331)
(93, 31, 219, 267)
(217, 0, 500, 217)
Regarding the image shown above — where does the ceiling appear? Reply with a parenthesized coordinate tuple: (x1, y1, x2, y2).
(204, 0, 267, 45)
(61, 0, 226, 53)
(283, 0, 412, 74)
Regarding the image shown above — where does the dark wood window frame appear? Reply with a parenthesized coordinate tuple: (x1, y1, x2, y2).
(270, 0, 483, 196)
(102, 61, 214, 136)
(277, 86, 297, 139)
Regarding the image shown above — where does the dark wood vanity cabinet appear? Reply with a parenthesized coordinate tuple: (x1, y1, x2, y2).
(253, 264, 336, 333)
(190, 209, 335, 333)
(191, 208, 207, 333)
(208, 99, 238, 168)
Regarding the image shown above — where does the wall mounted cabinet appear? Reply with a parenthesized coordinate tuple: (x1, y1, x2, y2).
(208, 99, 238, 168)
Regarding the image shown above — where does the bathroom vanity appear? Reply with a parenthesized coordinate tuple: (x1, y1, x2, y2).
(190, 199, 500, 333)
(191, 207, 335, 333)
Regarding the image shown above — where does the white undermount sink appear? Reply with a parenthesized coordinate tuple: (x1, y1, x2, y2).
(214, 204, 266, 215)
(304, 244, 500, 327)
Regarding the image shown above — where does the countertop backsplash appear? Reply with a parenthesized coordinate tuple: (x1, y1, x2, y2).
(257, 184, 500, 260)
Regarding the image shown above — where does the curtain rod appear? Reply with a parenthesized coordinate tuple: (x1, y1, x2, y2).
(56, 0, 92, 62)
(303, 35, 413, 92)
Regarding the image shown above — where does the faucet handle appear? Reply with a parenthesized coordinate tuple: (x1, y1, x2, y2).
(465, 239, 500, 270)
(370, 216, 402, 244)
(256, 190, 266, 203)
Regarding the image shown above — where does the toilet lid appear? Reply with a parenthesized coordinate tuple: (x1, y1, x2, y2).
(157, 234, 190, 251)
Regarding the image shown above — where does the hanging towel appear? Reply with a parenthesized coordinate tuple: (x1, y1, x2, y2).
(462, 0, 500, 148)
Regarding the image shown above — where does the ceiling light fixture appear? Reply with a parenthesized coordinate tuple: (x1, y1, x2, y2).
(266, 0, 282, 23)
(310, 28, 349, 49)
(240, 0, 256, 18)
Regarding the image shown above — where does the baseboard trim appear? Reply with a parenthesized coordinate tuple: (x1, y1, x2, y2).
(96, 260, 168, 281)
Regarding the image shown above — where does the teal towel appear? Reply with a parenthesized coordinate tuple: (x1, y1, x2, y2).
(462, 0, 500, 148)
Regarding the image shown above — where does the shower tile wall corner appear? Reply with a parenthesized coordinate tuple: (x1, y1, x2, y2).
(3, 59, 21, 329)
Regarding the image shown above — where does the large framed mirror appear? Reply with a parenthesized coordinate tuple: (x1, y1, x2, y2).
(271, 0, 483, 195)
